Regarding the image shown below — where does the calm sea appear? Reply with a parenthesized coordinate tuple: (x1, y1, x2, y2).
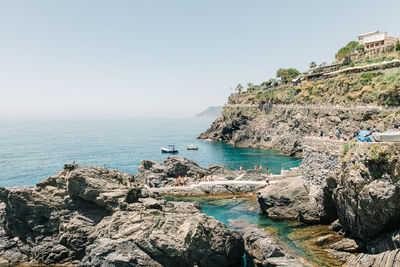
(0, 118, 300, 187)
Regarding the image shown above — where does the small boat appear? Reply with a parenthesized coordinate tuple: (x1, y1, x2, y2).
(161, 145, 178, 154)
(187, 144, 199, 150)
(372, 131, 400, 142)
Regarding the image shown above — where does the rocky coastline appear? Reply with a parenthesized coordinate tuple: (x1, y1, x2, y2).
(2, 138, 400, 266)
(256, 138, 400, 266)
(198, 103, 400, 157)
(0, 164, 244, 266)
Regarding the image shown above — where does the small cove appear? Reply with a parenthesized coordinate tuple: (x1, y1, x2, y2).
(166, 195, 344, 267)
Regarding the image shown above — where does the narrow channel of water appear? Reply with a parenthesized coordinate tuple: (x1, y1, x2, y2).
(166, 195, 343, 267)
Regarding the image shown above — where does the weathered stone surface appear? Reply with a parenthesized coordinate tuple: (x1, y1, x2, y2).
(243, 226, 309, 267)
(330, 238, 364, 252)
(257, 176, 320, 223)
(151, 182, 265, 196)
(346, 248, 400, 267)
(301, 138, 340, 223)
(0, 164, 244, 266)
(199, 104, 398, 157)
(135, 156, 268, 195)
(333, 143, 400, 242)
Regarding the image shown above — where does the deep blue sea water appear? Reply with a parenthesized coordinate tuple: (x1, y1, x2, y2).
(0, 118, 300, 187)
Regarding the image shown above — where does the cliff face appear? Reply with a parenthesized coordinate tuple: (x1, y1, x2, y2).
(199, 104, 400, 157)
(333, 142, 400, 242)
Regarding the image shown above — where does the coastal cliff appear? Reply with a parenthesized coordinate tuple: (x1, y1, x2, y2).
(0, 164, 244, 266)
(257, 139, 400, 266)
(199, 68, 400, 157)
(199, 103, 400, 157)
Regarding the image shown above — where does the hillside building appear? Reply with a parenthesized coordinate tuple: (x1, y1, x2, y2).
(358, 30, 399, 51)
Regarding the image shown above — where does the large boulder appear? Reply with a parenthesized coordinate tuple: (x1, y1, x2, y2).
(0, 164, 244, 266)
(243, 226, 309, 267)
(257, 176, 320, 223)
(333, 143, 400, 241)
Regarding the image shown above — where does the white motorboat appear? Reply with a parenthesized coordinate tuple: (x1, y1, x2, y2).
(372, 131, 400, 142)
(187, 144, 199, 150)
(161, 145, 178, 154)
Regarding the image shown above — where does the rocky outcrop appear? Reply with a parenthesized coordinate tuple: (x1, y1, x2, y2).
(243, 226, 309, 267)
(345, 249, 400, 267)
(333, 143, 400, 242)
(301, 138, 341, 222)
(257, 176, 320, 224)
(199, 104, 399, 157)
(151, 181, 266, 196)
(0, 164, 244, 266)
(135, 156, 267, 187)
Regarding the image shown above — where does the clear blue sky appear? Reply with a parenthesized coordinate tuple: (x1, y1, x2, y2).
(1, 0, 399, 118)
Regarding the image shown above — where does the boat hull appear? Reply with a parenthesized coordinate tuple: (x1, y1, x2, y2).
(161, 148, 179, 154)
(372, 131, 400, 142)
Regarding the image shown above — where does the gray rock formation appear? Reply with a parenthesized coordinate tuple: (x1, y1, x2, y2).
(199, 104, 399, 157)
(243, 226, 309, 267)
(135, 156, 267, 186)
(257, 176, 320, 223)
(0, 164, 244, 266)
(345, 248, 400, 267)
(333, 143, 400, 242)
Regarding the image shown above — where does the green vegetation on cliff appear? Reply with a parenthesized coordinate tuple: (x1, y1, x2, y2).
(230, 68, 400, 106)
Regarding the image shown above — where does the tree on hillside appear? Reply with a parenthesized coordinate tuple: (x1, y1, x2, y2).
(335, 41, 359, 63)
(261, 78, 278, 89)
(276, 68, 301, 84)
(309, 61, 317, 70)
(396, 40, 400, 51)
(236, 84, 243, 94)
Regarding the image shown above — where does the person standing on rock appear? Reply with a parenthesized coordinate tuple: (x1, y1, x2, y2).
(254, 165, 258, 171)
(259, 165, 263, 172)
(265, 168, 270, 176)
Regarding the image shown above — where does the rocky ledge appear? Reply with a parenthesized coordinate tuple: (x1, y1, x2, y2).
(135, 156, 268, 196)
(243, 226, 310, 267)
(199, 104, 399, 157)
(0, 164, 244, 266)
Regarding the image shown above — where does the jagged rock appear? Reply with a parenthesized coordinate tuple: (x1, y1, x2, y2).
(243, 226, 309, 267)
(198, 104, 397, 157)
(333, 143, 400, 241)
(365, 230, 400, 254)
(206, 164, 237, 180)
(346, 248, 400, 267)
(257, 177, 320, 223)
(329, 219, 342, 232)
(135, 156, 269, 191)
(0, 165, 244, 266)
(330, 238, 364, 252)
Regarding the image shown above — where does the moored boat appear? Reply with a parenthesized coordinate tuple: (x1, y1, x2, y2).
(187, 144, 199, 150)
(372, 131, 400, 142)
(161, 145, 179, 154)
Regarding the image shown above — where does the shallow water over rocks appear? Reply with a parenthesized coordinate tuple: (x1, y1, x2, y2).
(166, 195, 344, 267)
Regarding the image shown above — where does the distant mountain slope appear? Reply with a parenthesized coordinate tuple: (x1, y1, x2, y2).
(197, 106, 223, 118)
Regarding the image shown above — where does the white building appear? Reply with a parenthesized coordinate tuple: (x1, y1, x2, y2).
(358, 30, 398, 51)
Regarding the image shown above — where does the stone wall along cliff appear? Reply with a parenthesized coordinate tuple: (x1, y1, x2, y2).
(301, 138, 342, 222)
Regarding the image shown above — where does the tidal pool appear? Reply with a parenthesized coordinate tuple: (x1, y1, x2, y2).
(166, 195, 344, 267)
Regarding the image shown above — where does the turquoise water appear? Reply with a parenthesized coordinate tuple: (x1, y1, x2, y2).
(166, 196, 308, 260)
(0, 118, 301, 187)
(166, 196, 340, 267)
